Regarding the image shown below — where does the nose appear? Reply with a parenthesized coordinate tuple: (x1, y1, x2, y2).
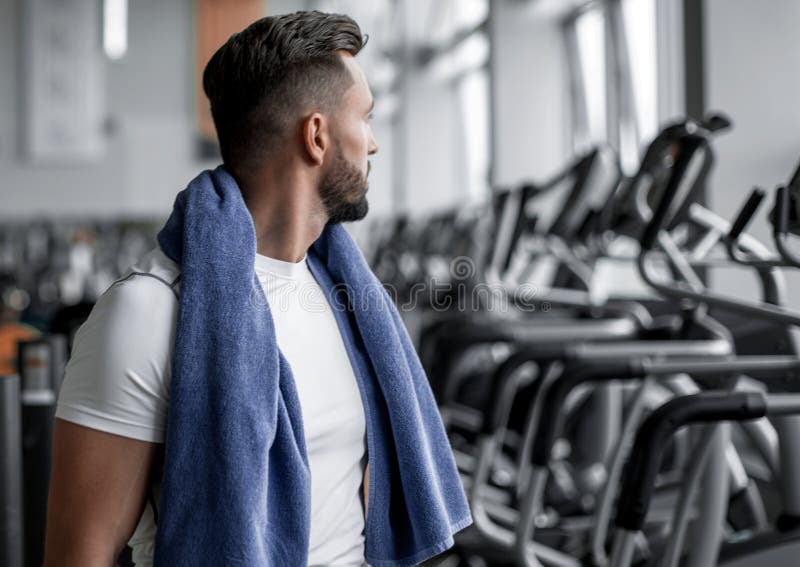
(368, 132, 379, 156)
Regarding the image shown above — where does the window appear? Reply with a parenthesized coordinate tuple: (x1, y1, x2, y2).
(566, 0, 660, 171)
(572, 6, 607, 150)
(622, 0, 658, 147)
(457, 69, 491, 202)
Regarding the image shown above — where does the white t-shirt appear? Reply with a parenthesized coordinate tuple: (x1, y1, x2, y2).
(55, 246, 368, 566)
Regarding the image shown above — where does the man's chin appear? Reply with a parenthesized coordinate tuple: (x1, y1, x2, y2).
(328, 197, 369, 224)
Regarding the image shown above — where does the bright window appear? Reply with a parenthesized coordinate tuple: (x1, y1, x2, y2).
(622, 0, 658, 146)
(457, 69, 491, 202)
(575, 7, 607, 147)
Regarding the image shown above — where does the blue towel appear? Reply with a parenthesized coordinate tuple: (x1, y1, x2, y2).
(153, 166, 471, 567)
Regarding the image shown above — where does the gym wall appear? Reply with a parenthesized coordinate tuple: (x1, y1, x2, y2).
(705, 0, 800, 318)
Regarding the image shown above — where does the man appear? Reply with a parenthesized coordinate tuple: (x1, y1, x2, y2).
(44, 11, 470, 567)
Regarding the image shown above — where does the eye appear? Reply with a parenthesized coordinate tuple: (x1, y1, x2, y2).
(367, 112, 374, 121)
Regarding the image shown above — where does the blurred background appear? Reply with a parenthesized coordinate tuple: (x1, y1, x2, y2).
(0, 0, 799, 319)
(1, 0, 800, 565)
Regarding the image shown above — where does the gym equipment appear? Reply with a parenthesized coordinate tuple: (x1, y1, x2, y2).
(18, 336, 67, 567)
(369, 112, 800, 567)
(0, 373, 23, 567)
(5, 110, 800, 566)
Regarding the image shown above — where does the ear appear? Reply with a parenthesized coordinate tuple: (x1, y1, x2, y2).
(301, 112, 329, 166)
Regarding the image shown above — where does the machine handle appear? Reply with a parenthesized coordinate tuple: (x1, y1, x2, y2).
(788, 156, 800, 190)
(530, 361, 642, 467)
(728, 187, 765, 241)
(701, 113, 732, 134)
(639, 136, 705, 251)
(481, 351, 544, 435)
(615, 392, 767, 531)
(775, 185, 790, 235)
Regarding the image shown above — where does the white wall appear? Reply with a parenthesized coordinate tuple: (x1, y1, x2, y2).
(491, 1, 571, 188)
(0, 0, 568, 221)
(0, 0, 394, 221)
(400, 71, 460, 214)
(705, 0, 800, 303)
(0, 0, 216, 219)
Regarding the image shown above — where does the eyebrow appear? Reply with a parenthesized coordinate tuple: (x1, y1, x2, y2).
(368, 98, 375, 113)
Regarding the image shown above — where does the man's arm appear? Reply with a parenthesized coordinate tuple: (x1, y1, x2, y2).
(43, 418, 160, 567)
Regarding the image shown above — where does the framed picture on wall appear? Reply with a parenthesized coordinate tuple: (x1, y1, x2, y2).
(21, 0, 106, 163)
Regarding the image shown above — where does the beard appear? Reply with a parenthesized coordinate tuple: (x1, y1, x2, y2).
(319, 150, 370, 224)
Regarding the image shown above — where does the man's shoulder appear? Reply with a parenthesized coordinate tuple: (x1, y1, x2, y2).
(108, 245, 182, 301)
(75, 246, 180, 351)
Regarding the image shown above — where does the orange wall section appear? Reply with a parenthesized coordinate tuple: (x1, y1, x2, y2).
(195, 0, 266, 142)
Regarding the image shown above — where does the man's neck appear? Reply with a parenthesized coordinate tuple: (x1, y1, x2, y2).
(234, 164, 327, 263)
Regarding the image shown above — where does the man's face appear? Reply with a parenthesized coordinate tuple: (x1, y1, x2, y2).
(319, 53, 378, 224)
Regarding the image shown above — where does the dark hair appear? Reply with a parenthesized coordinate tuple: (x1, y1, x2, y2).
(202, 11, 366, 169)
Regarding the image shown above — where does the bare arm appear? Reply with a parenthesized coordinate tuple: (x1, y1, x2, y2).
(43, 418, 160, 567)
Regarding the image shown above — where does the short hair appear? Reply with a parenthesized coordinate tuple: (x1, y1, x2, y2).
(202, 11, 366, 169)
